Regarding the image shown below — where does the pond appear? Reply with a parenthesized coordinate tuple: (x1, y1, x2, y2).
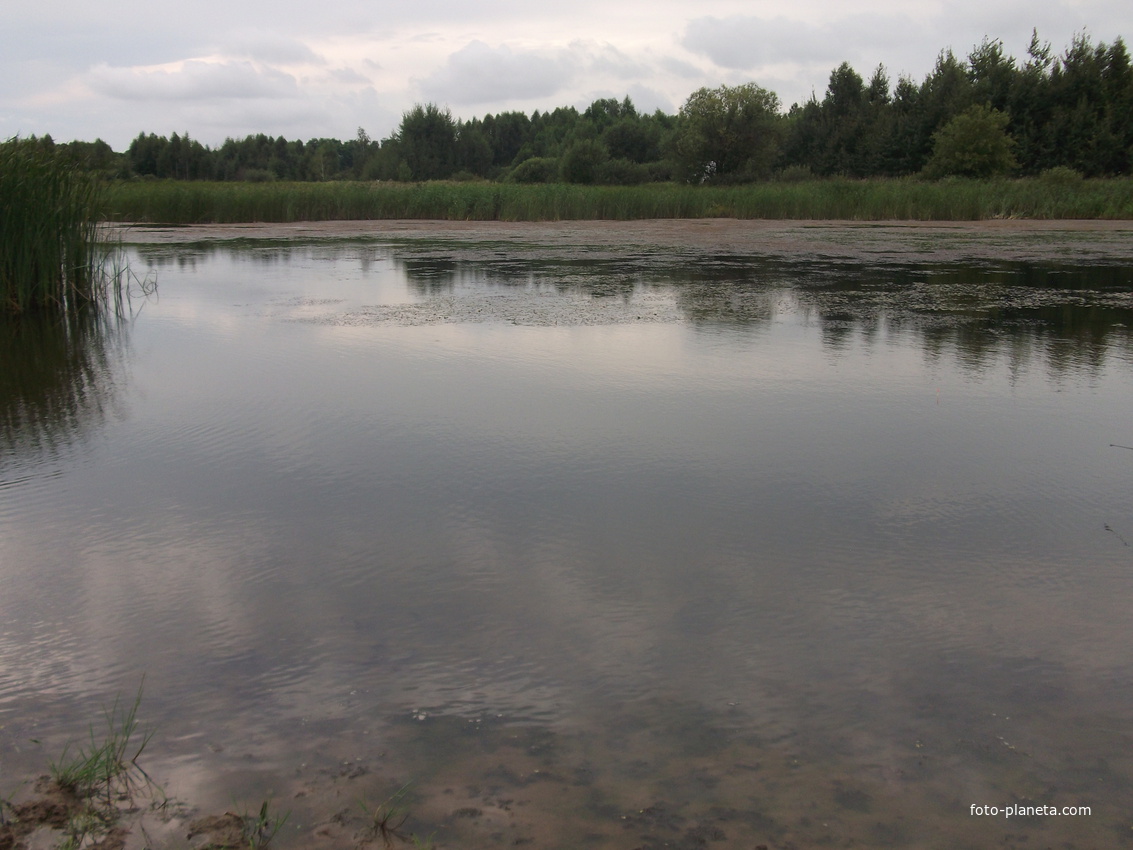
(2, 223, 1133, 849)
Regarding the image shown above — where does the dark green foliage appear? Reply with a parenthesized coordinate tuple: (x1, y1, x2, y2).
(583, 96, 637, 131)
(509, 157, 560, 183)
(783, 63, 892, 177)
(455, 121, 493, 177)
(57, 139, 128, 179)
(603, 117, 662, 163)
(778, 30, 1133, 179)
(560, 139, 608, 184)
(597, 158, 651, 185)
(923, 105, 1018, 178)
(482, 111, 532, 168)
(969, 38, 1016, 111)
(397, 104, 458, 180)
(128, 131, 213, 179)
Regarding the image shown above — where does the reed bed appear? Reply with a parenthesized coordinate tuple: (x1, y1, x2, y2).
(0, 139, 119, 314)
(103, 176, 1133, 225)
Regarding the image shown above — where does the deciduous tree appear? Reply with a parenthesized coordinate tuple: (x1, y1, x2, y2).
(923, 104, 1017, 178)
(674, 83, 783, 183)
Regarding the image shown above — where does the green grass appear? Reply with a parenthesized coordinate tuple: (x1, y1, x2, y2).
(102, 176, 1133, 224)
(238, 799, 290, 849)
(36, 681, 165, 850)
(48, 681, 156, 810)
(0, 138, 123, 314)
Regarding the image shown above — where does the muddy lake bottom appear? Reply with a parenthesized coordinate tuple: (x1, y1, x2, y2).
(3, 220, 1133, 849)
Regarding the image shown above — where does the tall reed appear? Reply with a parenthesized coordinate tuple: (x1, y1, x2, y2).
(104, 176, 1133, 224)
(1, 138, 116, 314)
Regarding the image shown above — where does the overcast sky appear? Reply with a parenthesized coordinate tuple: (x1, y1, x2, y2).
(3, 0, 1128, 151)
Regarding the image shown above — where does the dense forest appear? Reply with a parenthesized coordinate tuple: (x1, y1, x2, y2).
(40, 32, 1133, 184)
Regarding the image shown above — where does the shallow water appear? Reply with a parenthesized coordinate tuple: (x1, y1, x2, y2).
(2, 237, 1133, 848)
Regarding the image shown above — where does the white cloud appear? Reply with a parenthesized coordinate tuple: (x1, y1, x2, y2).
(89, 60, 298, 101)
(221, 30, 326, 66)
(327, 67, 374, 86)
(416, 41, 576, 105)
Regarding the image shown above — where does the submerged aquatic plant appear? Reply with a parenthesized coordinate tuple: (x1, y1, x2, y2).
(0, 137, 125, 314)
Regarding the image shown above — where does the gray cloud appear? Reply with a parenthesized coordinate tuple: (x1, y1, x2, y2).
(682, 14, 919, 70)
(221, 31, 325, 65)
(658, 56, 705, 79)
(416, 41, 575, 105)
(328, 67, 373, 85)
(587, 43, 649, 79)
(89, 60, 298, 101)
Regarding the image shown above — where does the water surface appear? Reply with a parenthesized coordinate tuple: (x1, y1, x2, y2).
(2, 235, 1132, 848)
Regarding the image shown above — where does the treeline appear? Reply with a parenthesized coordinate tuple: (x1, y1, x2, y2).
(47, 31, 1133, 183)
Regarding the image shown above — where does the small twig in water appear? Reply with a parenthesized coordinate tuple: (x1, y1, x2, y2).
(1109, 444, 1133, 451)
(1104, 524, 1130, 546)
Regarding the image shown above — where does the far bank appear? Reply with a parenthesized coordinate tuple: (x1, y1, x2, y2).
(104, 177, 1133, 225)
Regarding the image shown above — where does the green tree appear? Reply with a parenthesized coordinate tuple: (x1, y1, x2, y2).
(674, 83, 783, 182)
(819, 63, 868, 174)
(922, 104, 1017, 178)
(482, 111, 532, 167)
(602, 117, 661, 163)
(313, 140, 340, 180)
(351, 127, 374, 178)
(397, 104, 457, 180)
(509, 156, 559, 183)
(127, 133, 164, 177)
(454, 120, 493, 177)
(911, 50, 975, 168)
(969, 38, 1017, 112)
(1008, 30, 1056, 172)
(560, 138, 608, 183)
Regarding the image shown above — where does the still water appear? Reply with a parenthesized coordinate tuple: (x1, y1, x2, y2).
(2, 233, 1133, 848)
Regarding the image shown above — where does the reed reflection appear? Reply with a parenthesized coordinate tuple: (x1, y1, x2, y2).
(0, 311, 127, 462)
